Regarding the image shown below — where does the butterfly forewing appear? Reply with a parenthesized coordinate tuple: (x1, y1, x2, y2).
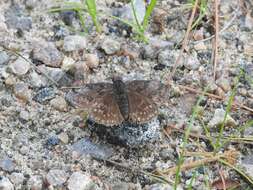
(127, 90, 158, 124)
(126, 80, 169, 106)
(89, 91, 124, 126)
(66, 83, 113, 110)
(66, 83, 124, 126)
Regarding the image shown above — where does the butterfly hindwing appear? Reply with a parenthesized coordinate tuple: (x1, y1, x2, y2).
(127, 90, 158, 124)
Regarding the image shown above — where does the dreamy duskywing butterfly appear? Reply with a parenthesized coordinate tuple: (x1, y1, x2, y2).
(66, 77, 169, 126)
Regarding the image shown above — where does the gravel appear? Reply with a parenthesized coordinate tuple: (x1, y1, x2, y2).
(0, 0, 252, 189)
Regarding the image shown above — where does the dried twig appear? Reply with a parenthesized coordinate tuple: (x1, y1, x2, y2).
(157, 150, 239, 175)
(213, 0, 220, 80)
(178, 84, 253, 114)
(167, 0, 199, 83)
(96, 158, 172, 184)
(168, 126, 253, 145)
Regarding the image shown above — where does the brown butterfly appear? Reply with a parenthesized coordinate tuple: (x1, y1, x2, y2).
(66, 77, 169, 126)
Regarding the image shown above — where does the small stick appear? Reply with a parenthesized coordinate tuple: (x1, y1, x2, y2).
(218, 169, 227, 190)
(168, 126, 253, 145)
(178, 84, 253, 114)
(167, 0, 199, 82)
(213, 0, 220, 80)
(158, 150, 238, 175)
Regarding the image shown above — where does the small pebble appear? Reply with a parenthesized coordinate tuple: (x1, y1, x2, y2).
(194, 42, 207, 51)
(61, 56, 76, 71)
(32, 42, 63, 67)
(86, 53, 99, 69)
(5, 5, 32, 31)
(208, 108, 237, 128)
(216, 77, 231, 92)
(19, 110, 30, 121)
(58, 132, 69, 144)
(33, 87, 56, 103)
(46, 169, 68, 187)
(215, 86, 225, 97)
(60, 11, 76, 26)
(245, 12, 253, 30)
(27, 175, 43, 190)
(29, 71, 46, 88)
(50, 96, 68, 112)
(101, 38, 120, 55)
(8, 57, 30, 76)
(0, 51, 9, 65)
(119, 0, 145, 23)
(9, 172, 24, 187)
(193, 28, 204, 40)
(157, 49, 176, 67)
(46, 67, 73, 86)
(67, 172, 93, 190)
(63, 35, 87, 52)
(0, 177, 14, 190)
(46, 136, 60, 147)
(0, 157, 15, 172)
(72, 138, 113, 159)
(145, 183, 182, 190)
(4, 76, 16, 87)
(112, 182, 132, 190)
(13, 82, 31, 102)
(184, 55, 200, 70)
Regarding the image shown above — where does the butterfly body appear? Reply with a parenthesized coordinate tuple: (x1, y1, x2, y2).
(67, 77, 169, 126)
(112, 77, 129, 121)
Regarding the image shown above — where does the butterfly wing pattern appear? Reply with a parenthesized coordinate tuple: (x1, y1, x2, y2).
(126, 80, 170, 107)
(66, 78, 169, 126)
(127, 90, 158, 124)
(66, 82, 124, 126)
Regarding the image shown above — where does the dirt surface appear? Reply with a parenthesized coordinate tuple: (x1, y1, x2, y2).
(0, 0, 253, 189)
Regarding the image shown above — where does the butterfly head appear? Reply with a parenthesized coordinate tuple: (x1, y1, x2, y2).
(112, 76, 123, 83)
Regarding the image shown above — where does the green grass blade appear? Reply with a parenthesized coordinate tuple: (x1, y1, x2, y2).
(173, 87, 208, 189)
(143, 0, 157, 30)
(85, 0, 101, 32)
(219, 159, 253, 187)
(130, 0, 143, 33)
(214, 69, 244, 152)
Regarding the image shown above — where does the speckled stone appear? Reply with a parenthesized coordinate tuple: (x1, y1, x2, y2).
(50, 96, 68, 112)
(86, 53, 99, 69)
(8, 57, 30, 76)
(0, 177, 14, 190)
(46, 169, 68, 187)
(67, 172, 94, 190)
(58, 132, 69, 144)
(32, 42, 63, 67)
(101, 38, 120, 55)
(0, 51, 9, 65)
(208, 108, 237, 128)
(61, 56, 76, 71)
(27, 175, 43, 190)
(33, 87, 56, 103)
(9, 172, 24, 187)
(216, 77, 231, 92)
(72, 138, 113, 159)
(29, 71, 46, 88)
(13, 82, 31, 102)
(0, 157, 15, 172)
(63, 35, 87, 52)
